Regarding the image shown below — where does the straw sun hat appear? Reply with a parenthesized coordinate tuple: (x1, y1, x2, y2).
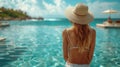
(65, 3, 94, 24)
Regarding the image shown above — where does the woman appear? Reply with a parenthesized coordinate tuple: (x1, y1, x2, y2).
(62, 3, 96, 67)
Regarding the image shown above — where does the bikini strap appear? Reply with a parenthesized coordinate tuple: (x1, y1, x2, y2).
(65, 29, 73, 60)
(65, 29, 74, 47)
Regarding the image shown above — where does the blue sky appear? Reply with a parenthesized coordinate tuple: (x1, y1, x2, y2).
(0, 0, 120, 18)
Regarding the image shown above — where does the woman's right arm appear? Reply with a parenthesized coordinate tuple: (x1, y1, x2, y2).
(62, 29, 68, 61)
(88, 29, 96, 62)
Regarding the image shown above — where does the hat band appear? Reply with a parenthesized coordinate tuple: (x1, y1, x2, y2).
(74, 12, 87, 16)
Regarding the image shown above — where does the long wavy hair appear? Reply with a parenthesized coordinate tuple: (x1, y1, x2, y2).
(73, 23, 91, 53)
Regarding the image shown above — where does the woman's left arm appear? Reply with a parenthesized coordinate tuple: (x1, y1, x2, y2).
(62, 29, 68, 61)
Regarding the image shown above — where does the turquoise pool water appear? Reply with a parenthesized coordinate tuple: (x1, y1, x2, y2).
(0, 19, 120, 67)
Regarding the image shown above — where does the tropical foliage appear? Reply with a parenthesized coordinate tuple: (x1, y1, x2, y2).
(0, 7, 30, 20)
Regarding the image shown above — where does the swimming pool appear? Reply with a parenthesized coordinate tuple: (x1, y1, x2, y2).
(0, 19, 120, 67)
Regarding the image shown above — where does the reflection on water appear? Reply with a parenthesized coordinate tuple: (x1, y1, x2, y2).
(0, 20, 120, 67)
(92, 28, 120, 67)
(0, 25, 65, 67)
(0, 41, 27, 66)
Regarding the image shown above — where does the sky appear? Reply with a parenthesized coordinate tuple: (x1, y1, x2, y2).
(0, 0, 120, 18)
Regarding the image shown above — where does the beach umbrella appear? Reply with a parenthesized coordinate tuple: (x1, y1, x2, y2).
(103, 9, 118, 14)
(102, 9, 118, 18)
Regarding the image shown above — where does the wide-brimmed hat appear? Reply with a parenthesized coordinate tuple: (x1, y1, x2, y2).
(65, 3, 94, 24)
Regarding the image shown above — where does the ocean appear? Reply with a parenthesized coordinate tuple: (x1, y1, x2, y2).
(0, 18, 120, 67)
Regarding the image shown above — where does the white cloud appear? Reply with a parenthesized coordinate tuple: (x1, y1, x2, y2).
(0, 0, 70, 18)
(0, 0, 119, 18)
(14, 0, 43, 17)
(87, 1, 120, 18)
(42, 0, 69, 18)
(0, 0, 44, 17)
(15, 0, 44, 17)
(31, 0, 37, 4)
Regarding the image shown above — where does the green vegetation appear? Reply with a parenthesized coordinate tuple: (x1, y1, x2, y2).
(0, 7, 43, 20)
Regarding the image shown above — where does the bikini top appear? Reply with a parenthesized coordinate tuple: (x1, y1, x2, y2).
(65, 28, 93, 62)
(65, 28, 92, 52)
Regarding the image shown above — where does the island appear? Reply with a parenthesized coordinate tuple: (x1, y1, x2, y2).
(0, 7, 44, 21)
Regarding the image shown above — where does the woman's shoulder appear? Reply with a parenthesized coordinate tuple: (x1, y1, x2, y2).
(66, 27, 73, 32)
(89, 28, 96, 37)
(62, 28, 72, 35)
(90, 27, 96, 33)
(62, 29, 67, 36)
(63, 28, 72, 32)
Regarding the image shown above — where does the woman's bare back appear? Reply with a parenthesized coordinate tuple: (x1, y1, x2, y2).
(63, 28, 96, 64)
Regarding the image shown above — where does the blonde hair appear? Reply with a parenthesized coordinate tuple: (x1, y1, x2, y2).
(73, 23, 91, 53)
